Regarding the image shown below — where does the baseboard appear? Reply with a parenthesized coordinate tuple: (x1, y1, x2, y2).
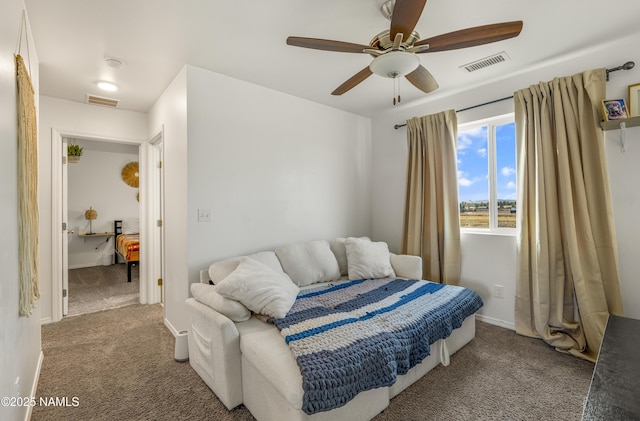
(164, 317, 179, 337)
(68, 264, 88, 270)
(476, 314, 515, 330)
(68, 263, 114, 270)
(24, 351, 44, 421)
(40, 316, 52, 325)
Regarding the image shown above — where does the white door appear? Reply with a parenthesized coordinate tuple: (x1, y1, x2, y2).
(62, 139, 69, 315)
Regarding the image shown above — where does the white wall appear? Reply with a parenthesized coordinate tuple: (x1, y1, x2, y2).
(149, 65, 372, 333)
(38, 96, 147, 323)
(148, 68, 189, 334)
(371, 30, 640, 326)
(0, 2, 42, 420)
(602, 67, 640, 320)
(67, 140, 139, 268)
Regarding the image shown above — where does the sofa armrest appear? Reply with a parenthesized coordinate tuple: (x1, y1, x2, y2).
(390, 254, 423, 280)
(186, 298, 243, 409)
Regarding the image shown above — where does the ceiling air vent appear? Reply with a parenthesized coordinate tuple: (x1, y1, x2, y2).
(86, 94, 119, 108)
(460, 52, 510, 73)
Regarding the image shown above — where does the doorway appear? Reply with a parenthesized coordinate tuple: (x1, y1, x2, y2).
(51, 129, 164, 322)
(64, 137, 141, 316)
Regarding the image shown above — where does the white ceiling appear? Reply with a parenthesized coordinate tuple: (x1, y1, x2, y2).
(23, 0, 640, 118)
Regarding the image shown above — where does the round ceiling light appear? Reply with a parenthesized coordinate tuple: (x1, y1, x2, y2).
(97, 81, 118, 92)
(369, 51, 420, 78)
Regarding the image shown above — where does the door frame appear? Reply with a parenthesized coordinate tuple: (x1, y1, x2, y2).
(50, 128, 150, 322)
(61, 138, 69, 315)
(140, 129, 165, 305)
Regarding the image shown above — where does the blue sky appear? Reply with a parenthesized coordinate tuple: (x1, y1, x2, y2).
(457, 122, 516, 202)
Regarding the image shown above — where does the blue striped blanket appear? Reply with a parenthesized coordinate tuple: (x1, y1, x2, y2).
(269, 278, 483, 415)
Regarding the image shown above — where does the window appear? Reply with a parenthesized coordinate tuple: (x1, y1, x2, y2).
(457, 114, 516, 231)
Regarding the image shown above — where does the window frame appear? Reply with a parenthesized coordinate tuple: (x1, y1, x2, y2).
(457, 112, 516, 235)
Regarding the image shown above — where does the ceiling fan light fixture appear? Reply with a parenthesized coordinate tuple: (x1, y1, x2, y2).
(369, 51, 419, 78)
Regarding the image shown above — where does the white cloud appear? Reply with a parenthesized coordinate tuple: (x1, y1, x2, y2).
(458, 170, 478, 187)
(459, 177, 473, 187)
(507, 181, 516, 189)
(477, 148, 487, 158)
(501, 166, 516, 177)
(457, 126, 486, 152)
(457, 136, 473, 152)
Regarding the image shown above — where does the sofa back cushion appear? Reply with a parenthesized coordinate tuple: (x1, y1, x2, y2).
(208, 251, 284, 285)
(275, 240, 341, 287)
(345, 237, 395, 280)
(330, 236, 371, 276)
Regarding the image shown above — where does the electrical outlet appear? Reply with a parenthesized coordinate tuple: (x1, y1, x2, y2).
(198, 208, 211, 222)
(494, 284, 504, 299)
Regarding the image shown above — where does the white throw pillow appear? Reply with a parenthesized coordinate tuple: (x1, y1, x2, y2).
(122, 218, 139, 234)
(216, 257, 299, 319)
(345, 237, 396, 280)
(275, 240, 341, 287)
(330, 236, 371, 276)
(190, 283, 251, 322)
(208, 251, 284, 285)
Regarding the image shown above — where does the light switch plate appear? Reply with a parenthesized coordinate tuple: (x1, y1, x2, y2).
(198, 208, 211, 222)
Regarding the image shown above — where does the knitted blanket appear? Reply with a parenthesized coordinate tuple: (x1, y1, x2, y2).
(270, 278, 483, 415)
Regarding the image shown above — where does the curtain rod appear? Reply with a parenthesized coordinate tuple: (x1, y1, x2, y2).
(393, 61, 635, 130)
(393, 96, 512, 129)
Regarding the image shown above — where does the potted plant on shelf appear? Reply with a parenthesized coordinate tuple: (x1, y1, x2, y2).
(67, 143, 83, 163)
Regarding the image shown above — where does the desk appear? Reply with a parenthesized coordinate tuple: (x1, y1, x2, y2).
(78, 233, 115, 256)
(582, 315, 640, 420)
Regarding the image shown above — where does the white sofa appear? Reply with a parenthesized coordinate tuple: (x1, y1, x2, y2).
(185, 238, 478, 421)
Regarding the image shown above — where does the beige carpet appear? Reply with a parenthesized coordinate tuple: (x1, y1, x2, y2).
(33, 304, 594, 421)
(67, 264, 139, 316)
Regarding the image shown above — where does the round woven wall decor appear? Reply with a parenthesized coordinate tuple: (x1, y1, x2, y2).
(121, 161, 139, 188)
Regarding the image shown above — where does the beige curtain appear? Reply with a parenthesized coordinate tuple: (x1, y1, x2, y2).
(402, 110, 461, 285)
(514, 68, 623, 361)
(16, 54, 40, 316)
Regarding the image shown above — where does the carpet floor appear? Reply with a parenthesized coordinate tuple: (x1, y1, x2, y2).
(67, 264, 139, 317)
(33, 304, 594, 421)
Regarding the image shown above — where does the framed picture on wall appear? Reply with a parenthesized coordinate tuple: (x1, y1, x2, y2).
(628, 83, 640, 117)
(601, 99, 628, 121)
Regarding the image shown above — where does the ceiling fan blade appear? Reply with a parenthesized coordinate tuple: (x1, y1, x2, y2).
(287, 37, 371, 53)
(405, 65, 439, 94)
(414, 21, 523, 53)
(332, 67, 373, 95)
(390, 0, 427, 42)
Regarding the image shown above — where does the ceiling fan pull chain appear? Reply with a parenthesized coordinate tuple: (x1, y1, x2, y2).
(398, 78, 401, 103)
(393, 77, 397, 105)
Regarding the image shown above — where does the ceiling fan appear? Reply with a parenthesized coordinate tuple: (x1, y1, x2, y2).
(286, 0, 523, 102)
